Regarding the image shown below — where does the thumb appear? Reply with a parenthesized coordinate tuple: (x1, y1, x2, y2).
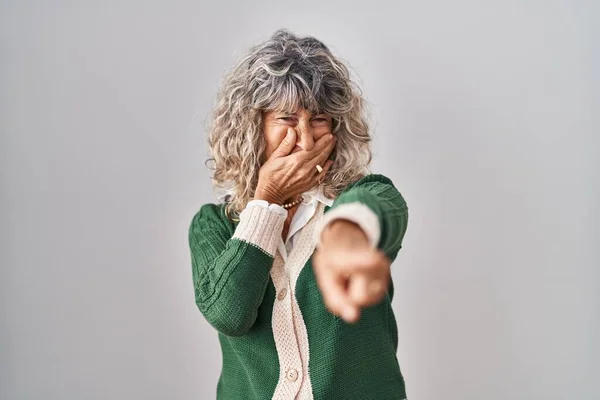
(273, 127, 296, 157)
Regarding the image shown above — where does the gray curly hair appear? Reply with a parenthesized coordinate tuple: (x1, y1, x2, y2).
(207, 29, 372, 220)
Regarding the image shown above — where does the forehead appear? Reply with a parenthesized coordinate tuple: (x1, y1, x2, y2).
(264, 108, 328, 117)
(262, 92, 324, 115)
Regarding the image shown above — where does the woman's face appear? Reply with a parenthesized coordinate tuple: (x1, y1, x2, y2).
(262, 108, 333, 160)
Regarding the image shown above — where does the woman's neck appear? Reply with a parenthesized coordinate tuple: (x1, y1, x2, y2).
(282, 205, 299, 241)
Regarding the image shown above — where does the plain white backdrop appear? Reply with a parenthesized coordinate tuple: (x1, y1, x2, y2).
(1, 1, 598, 399)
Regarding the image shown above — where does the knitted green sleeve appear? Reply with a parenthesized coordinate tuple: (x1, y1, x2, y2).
(188, 203, 285, 337)
(322, 174, 409, 261)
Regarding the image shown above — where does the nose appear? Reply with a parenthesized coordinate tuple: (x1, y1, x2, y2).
(296, 120, 314, 151)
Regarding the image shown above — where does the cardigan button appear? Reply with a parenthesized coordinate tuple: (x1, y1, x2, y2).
(286, 368, 298, 382)
(277, 288, 287, 300)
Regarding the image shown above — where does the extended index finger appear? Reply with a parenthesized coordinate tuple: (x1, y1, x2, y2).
(316, 257, 360, 322)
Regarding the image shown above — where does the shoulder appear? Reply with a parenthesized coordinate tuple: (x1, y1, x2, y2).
(189, 202, 235, 235)
(346, 173, 395, 187)
(340, 173, 407, 203)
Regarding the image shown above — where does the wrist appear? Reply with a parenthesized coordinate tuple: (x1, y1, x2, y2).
(254, 186, 284, 205)
(320, 219, 370, 249)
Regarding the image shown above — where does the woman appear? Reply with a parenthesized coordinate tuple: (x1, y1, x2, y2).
(189, 29, 409, 400)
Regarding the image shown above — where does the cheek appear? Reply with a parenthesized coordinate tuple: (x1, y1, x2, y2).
(314, 125, 333, 139)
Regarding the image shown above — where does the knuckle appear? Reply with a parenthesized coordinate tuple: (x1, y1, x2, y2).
(289, 156, 302, 169)
(352, 287, 369, 303)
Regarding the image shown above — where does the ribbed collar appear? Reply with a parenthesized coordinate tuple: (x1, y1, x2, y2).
(300, 185, 334, 207)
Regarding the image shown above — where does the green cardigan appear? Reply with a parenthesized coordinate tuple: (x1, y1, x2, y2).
(188, 174, 409, 399)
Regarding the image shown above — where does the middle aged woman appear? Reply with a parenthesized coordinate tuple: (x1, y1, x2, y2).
(189, 29, 409, 399)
